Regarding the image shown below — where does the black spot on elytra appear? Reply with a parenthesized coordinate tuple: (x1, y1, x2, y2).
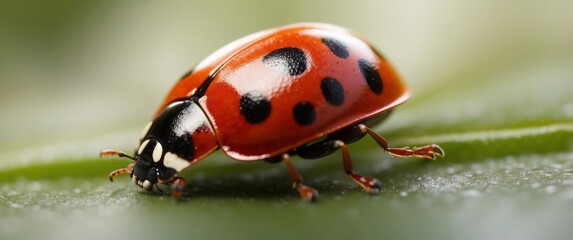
(293, 102, 316, 126)
(321, 38, 349, 59)
(240, 91, 271, 124)
(358, 59, 383, 95)
(321, 77, 345, 106)
(262, 47, 307, 76)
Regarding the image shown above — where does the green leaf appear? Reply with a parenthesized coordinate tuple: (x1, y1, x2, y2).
(2, 63, 572, 239)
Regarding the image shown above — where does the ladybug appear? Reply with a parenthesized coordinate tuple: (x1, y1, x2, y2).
(101, 23, 444, 202)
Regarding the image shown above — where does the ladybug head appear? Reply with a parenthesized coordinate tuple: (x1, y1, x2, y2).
(103, 100, 218, 192)
(102, 137, 178, 192)
(131, 138, 165, 191)
(132, 100, 218, 188)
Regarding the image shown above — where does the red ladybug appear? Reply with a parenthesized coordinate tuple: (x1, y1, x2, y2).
(101, 23, 444, 202)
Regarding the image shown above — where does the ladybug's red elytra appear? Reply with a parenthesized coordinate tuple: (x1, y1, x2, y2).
(101, 23, 444, 202)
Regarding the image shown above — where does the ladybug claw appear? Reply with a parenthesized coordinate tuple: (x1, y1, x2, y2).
(386, 144, 445, 160)
(348, 173, 381, 194)
(296, 184, 319, 203)
(432, 144, 445, 157)
(415, 144, 445, 160)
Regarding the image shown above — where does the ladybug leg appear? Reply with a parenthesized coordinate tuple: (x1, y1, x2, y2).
(109, 163, 134, 182)
(282, 154, 319, 202)
(169, 177, 186, 200)
(359, 124, 445, 160)
(338, 141, 382, 193)
(298, 139, 381, 194)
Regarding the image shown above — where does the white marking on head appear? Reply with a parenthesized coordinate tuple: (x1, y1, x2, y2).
(142, 180, 152, 190)
(140, 121, 153, 139)
(163, 152, 190, 172)
(152, 142, 163, 162)
(138, 139, 150, 155)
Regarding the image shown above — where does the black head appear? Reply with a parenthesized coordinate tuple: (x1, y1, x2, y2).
(104, 136, 179, 192)
(103, 100, 217, 193)
(130, 100, 215, 190)
(131, 138, 164, 191)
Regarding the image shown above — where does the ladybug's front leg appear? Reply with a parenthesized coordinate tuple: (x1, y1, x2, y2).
(168, 177, 186, 200)
(108, 163, 134, 182)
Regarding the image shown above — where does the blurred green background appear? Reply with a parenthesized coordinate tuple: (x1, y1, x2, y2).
(1, 1, 572, 240)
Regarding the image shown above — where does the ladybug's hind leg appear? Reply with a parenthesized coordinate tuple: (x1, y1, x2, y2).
(359, 124, 445, 160)
(282, 154, 319, 202)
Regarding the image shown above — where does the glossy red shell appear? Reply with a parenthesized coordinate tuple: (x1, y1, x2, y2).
(154, 23, 410, 161)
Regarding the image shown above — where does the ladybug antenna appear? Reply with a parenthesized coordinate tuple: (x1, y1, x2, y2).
(100, 149, 137, 161)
